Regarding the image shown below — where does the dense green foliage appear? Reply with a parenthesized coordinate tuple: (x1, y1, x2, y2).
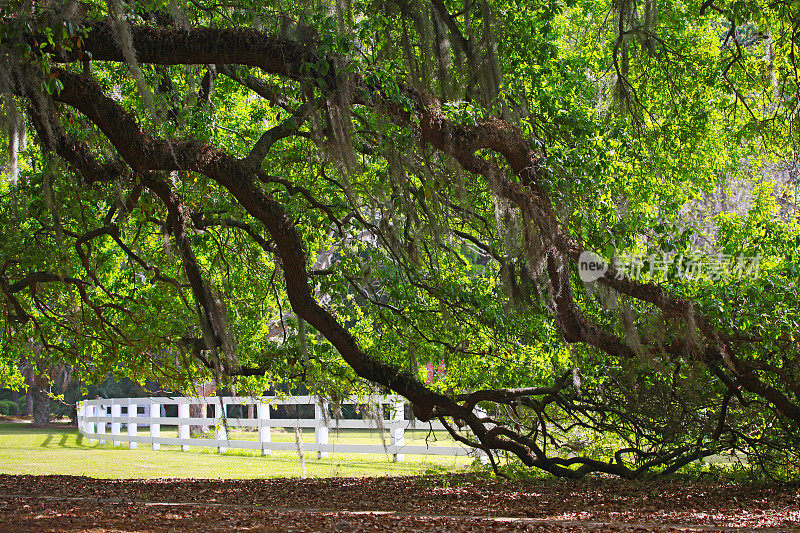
(0, 0, 798, 478)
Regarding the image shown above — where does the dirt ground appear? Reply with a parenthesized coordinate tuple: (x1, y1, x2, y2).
(1, 474, 798, 532)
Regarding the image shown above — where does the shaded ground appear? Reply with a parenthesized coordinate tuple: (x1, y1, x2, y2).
(1, 474, 798, 532)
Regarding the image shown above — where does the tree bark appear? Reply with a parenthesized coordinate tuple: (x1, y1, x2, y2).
(31, 386, 51, 426)
(189, 403, 209, 436)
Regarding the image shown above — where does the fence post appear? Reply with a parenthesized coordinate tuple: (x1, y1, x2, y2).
(85, 402, 95, 443)
(315, 398, 329, 459)
(128, 399, 138, 450)
(178, 401, 190, 451)
(258, 400, 271, 456)
(390, 398, 405, 462)
(215, 398, 228, 454)
(151, 400, 161, 451)
(97, 402, 107, 444)
(111, 402, 121, 446)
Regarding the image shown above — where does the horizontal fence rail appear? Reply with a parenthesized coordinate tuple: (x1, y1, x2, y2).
(77, 396, 488, 463)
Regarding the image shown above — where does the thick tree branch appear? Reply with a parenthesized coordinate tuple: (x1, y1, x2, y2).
(43, 68, 468, 425)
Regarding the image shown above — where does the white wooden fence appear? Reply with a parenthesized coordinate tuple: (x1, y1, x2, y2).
(77, 395, 487, 463)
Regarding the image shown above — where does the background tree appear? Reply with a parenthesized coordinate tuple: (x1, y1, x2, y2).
(0, 0, 798, 478)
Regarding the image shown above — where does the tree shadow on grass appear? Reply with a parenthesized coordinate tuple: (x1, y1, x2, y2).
(37, 431, 82, 448)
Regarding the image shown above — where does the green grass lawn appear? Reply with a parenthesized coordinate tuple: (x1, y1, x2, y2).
(0, 422, 476, 479)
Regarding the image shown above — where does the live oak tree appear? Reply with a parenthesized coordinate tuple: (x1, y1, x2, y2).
(1, 0, 799, 478)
